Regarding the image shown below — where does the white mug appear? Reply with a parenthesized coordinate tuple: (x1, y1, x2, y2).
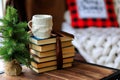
(30, 24, 52, 32)
(28, 14, 53, 39)
(31, 28, 51, 39)
(28, 14, 53, 26)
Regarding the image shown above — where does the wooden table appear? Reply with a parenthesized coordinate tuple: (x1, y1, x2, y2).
(0, 61, 119, 80)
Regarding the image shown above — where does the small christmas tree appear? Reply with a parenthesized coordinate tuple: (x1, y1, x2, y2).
(0, 6, 30, 75)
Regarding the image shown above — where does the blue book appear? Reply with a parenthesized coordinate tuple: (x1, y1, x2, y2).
(29, 34, 72, 45)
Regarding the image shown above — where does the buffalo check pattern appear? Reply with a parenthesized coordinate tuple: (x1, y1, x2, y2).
(66, 0, 119, 28)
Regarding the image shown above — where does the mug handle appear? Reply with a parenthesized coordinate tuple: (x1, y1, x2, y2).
(28, 20, 32, 30)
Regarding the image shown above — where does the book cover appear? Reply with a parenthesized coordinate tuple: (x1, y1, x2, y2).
(31, 52, 75, 63)
(31, 63, 72, 73)
(30, 46, 75, 58)
(29, 41, 72, 52)
(29, 34, 73, 45)
(31, 58, 73, 68)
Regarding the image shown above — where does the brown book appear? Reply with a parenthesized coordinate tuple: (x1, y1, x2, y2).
(31, 52, 75, 63)
(31, 63, 72, 73)
(31, 58, 73, 68)
(30, 46, 75, 58)
(29, 41, 72, 52)
(29, 34, 73, 45)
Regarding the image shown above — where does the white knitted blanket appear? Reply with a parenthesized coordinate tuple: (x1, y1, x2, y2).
(72, 27, 120, 69)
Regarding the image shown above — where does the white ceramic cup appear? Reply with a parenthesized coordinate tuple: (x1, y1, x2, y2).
(28, 14, 53, 39)
(31, 28, 52, 39)
(28, 14, 53, 26)
(32, 24, 52, 32)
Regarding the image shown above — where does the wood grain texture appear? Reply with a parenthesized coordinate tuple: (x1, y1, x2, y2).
(0, 61, 116, 80)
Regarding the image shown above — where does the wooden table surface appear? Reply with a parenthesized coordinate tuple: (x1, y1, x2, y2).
(0, 61, 117, 80)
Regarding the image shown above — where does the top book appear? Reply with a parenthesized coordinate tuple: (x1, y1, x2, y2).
(29, 33, 73, 45)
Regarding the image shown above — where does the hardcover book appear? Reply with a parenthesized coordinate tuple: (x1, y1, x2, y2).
(31, 52, 75, 63)
(29, 41, 72, 52)
(31, 63, 72, 73)
(30, 46, 75, 58)
(29, 34, 73, 45)
(31, 58, 73, 68)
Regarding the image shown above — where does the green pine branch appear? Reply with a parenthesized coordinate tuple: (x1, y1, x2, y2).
(0, 6, 31, 66)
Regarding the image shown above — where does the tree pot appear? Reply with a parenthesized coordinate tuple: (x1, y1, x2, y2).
(5, 59, 22, 76)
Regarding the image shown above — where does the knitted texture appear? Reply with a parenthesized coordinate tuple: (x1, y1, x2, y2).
(72, 27, 120, 69)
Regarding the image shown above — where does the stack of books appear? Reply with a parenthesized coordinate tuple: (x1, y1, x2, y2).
(29, 33, 75, 73)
